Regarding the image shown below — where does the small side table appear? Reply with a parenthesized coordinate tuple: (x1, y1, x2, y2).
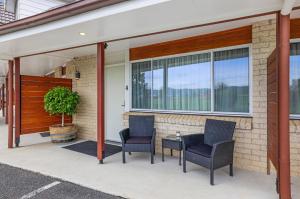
(162, 135, 183, 165)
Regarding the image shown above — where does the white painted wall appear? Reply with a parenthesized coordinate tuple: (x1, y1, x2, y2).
(17, 0, 65, 19)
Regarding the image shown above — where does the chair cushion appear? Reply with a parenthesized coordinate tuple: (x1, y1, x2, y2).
(126, 136, 152, 144)
(187, 144, 212, 158)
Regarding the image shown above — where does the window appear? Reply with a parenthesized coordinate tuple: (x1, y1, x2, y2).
(131, 61, 152, 109)
(131, 46, 250, 114)
(290, 42, 300, 115)
(214, 48, 249, 113)
(152, 53, 211, 111)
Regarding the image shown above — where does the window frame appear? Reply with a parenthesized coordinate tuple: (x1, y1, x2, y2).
(130, 44, 253, 117)
(289, 39, 300, 119)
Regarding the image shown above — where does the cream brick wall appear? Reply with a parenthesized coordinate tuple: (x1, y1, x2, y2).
(65, 55, 98, 141)
(52, 18, 300, 176)
(54, 66, 62, 78)
(290, 121, 300, 176)
(251, 19, 276, 172)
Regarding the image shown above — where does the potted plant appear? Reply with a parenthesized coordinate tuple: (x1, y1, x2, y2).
(44, 86, 80, 143)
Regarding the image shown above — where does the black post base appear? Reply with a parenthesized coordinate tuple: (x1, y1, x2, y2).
(15, 137, 20, 147)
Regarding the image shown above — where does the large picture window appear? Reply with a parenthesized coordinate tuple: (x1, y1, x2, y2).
(166, 54, 211, 111)
(131, 46, 250, 114)
(290, 42, 300, 115)
(214, 48, 249, 113)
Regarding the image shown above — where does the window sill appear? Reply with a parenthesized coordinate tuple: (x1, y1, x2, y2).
(290, 115, 300, 120)
(129, 109, 252, 118)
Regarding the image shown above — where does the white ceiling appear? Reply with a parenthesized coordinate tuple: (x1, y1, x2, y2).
(1, 0, 300, 59)
(0, 0, 300, 84)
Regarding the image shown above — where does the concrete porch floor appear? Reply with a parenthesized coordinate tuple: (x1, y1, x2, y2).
(0, 116, 299, 199)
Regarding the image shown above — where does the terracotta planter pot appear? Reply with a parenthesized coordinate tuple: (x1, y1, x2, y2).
(49, 123, 77, 143)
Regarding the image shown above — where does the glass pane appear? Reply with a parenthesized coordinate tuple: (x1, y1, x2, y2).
(131, 61, 152, 109)
(214, 48, 249, 113)
(152, 60, 166, 109)
(290, 42, 300, 114)
(166, 53, 211, 111)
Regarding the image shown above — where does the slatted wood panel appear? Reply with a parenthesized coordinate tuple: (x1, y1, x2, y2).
(291, 18, 300, 39)
(21, 75, 72, 134)
(130, 26, 252, 61)
(267, 49, 279, 172)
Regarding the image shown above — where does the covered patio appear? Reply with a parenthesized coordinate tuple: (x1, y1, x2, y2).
(0, 116, 299, 199)
(1, 0, 300, 199)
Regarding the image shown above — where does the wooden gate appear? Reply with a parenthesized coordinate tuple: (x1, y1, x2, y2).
(267, 49, 279, 191)
(21, 76, 72, 134)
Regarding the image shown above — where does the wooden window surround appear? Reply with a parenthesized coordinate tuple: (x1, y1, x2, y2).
(130, 26, 252, 61)
(129, 18, 300, 61)
(291, 18, 300, 39)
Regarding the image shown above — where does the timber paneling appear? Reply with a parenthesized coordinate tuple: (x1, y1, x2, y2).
(267, 49, 279, 172)
(130, 26, 252, 61)
(21, 75, 72, 135)
(291, 18, 300, 39)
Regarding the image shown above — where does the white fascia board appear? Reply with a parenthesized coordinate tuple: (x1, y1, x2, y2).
(0, 0, 170, 43)
(281, 0, 296, 15)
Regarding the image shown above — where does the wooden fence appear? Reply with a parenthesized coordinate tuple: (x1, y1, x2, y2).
(20, 75, 72, 134)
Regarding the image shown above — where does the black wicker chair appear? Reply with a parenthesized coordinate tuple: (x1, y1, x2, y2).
(182, 119, 236, 185)
(119, 115, 156, 164)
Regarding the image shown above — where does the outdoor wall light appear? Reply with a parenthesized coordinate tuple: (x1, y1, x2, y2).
(75, 71, 80, 80)
(79, 32, 86, 36)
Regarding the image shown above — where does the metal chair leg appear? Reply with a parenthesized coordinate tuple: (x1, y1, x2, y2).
(162, 147, 164, 162)
(151, 152, 154, 164)
(210, 169, 214, 185)
(122, 150, 126, 164)
(183, 156, 186, 173)
(230, 163, 233, 176)
(179, 151, 181, 166)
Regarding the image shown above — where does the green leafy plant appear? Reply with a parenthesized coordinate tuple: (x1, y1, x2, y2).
(44, 86, 80, 127)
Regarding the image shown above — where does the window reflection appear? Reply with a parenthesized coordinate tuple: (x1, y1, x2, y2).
(290, 42, 300, 114)
(132, 61, 152, 109)
(131, 47, 250, 114)
(167, 57, 211, 111)
(214, 48, 249, 113)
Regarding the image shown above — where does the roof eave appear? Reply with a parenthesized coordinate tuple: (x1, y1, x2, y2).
(0, 0, 128, 35)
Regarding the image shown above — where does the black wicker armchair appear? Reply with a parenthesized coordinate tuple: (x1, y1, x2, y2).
(182, 119, 236, 185)
(119, 115, 156, 164)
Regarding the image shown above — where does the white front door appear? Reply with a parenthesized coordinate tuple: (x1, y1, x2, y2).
(105, 64, 125, 142)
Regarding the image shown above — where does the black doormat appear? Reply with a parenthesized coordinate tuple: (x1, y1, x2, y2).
(40, 132, 50, 137)
(63, 141, 122, 158)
